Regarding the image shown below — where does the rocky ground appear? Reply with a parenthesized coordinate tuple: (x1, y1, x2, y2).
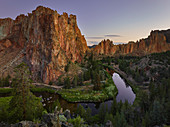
(0, 107, 114, 127)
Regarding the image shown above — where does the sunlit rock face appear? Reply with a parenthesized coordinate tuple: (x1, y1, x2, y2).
(93, 30, 170, 56)
(0, 6, 88, 83)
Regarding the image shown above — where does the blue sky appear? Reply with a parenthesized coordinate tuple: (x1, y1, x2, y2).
(0, 0, 170, 46)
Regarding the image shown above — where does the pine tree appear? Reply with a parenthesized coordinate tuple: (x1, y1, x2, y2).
(73, 75, 78, 87)
(76, 104, 85, 118)
(98, 103, 105, 123)
(64, 76, 71, 89)
(142, 112, 150, 127)
(150, 100, 165, 126)
(113, 111, 127, 127)
(93, 72, 101, 91)
(9, 63, 43, 123)
(85, 107, 92, 123)
(111, 98, 117, 116)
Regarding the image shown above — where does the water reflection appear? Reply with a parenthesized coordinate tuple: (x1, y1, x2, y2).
(1, 73, 136, 115)
(112, 73, 136, 104)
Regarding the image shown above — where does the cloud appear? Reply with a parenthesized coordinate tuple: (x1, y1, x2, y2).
(113, 42, 127, 45)
(85, 37, 104, 39)
(105, 35, 122, 37)
(87, 41, 99, 46)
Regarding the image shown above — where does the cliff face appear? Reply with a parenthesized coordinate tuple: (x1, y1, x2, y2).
(0, 6, 88, 83)
(93, 30, 170, 56)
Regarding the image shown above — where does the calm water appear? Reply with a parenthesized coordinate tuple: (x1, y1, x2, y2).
(34, 73, 136, 115)
(0, 73, 136, 115)
(113, 73, 136, 104)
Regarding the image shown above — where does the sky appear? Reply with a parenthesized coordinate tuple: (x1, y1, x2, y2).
(0, 0, 170, 46)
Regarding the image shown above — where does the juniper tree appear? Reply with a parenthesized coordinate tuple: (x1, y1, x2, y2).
(9, 63, 43, 123)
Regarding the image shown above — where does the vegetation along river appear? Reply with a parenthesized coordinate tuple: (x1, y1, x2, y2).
(34, 73, 136, 115)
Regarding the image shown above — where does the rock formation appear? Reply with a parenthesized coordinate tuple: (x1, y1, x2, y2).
(1, 6, 170, 83)
(0, 6, 88, 83)
(93, 29, 170, 56)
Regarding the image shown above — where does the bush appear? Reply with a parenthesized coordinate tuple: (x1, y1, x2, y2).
(49, 81, 53, 85)
(68, 116, 84, 127)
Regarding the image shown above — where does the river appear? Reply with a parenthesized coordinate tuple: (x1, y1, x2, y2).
(34, 73, 136, 115)
(0, 73, 136, 115)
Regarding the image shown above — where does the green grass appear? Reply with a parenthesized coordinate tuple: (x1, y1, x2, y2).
(0, 88, 13, 94)
(0, 96, 12, 107)
(30, 87, 56, 94)
(0, 87, 56, 94)
(58, 88, 109, 102)
(58, 71, 118, 102)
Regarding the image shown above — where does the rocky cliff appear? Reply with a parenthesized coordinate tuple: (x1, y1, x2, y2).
(0, 6, 88, 83)
(93, 29, 170, 56)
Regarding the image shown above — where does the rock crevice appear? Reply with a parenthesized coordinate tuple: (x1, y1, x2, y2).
(0, 6, 88, 83)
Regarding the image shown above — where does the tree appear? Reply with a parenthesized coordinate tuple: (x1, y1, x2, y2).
(110, 98, 117, 116)
(58, 77, 62, 86)
(104, 112, 114, 124)
(165, 101, 170, 124)
(113, 111, 127, 127)
(138, 91, 149, 113)
(78, 73, 84, 85)
(85, 107, 92, 123)
(150, 100, 165, 126)
(73, 75, 78, 87)
(64, 76, 71, 89)
(93, 72, 101, 91)
(76, 104, 85, 118)
(9, 63, 43, 123)
(68, 116, 84, 127)
(98, 103, 105, 123)
(142, 112, 150, 127)
(84, 70, 90, 81)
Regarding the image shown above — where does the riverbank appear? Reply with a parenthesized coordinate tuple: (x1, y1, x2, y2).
(102, 64, 139, 93)
(0, 72, 118, 103)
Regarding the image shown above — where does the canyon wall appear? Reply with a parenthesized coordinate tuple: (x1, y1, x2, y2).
(93, 29, 170, 56)
(0, 6, 88, 83)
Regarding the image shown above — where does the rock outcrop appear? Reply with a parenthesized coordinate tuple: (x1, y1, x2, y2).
(0, 6, 88, 83)
(93, 29, 170, 56)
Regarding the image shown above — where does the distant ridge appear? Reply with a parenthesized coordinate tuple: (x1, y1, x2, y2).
(88, 45, 97, 49)
(93, 29, 170, 56)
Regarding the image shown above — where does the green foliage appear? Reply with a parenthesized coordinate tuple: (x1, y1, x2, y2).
(0, 75, 11, 87)
(68, 116, 84, 127)
(57, 88, 108, 102)
(30, 87, 55, 94)
(64, 76, 71, 89)
(104, 75, 117, 97)
(65, 62, 70, 72)
(0, 96, 12, 122)
(73, 75, 78, 87)
(150, 100, 165, 126)
(57, 77, 62, 86)
(76, 105, 86, 118)
(7, 63, 44, 123)
(59, 115, 67, 122)
(142, 112, 150, 127)
(0, 88, 12, 94)
(104, 112, 114, 124)
(85, 107, 92, 123)
(93, 72, 101, 91)
(48, 81, 53, 85)
(113, 111, 127, 127)
(49, 99, 61, 113)
(84, 70, 91, 81)
(42, 110, 48, 115)
(98, 103, 106, 123)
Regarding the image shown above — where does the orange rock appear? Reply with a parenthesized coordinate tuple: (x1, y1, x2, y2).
(0, 6, 88, 83)
(93, 30, 170, 56)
